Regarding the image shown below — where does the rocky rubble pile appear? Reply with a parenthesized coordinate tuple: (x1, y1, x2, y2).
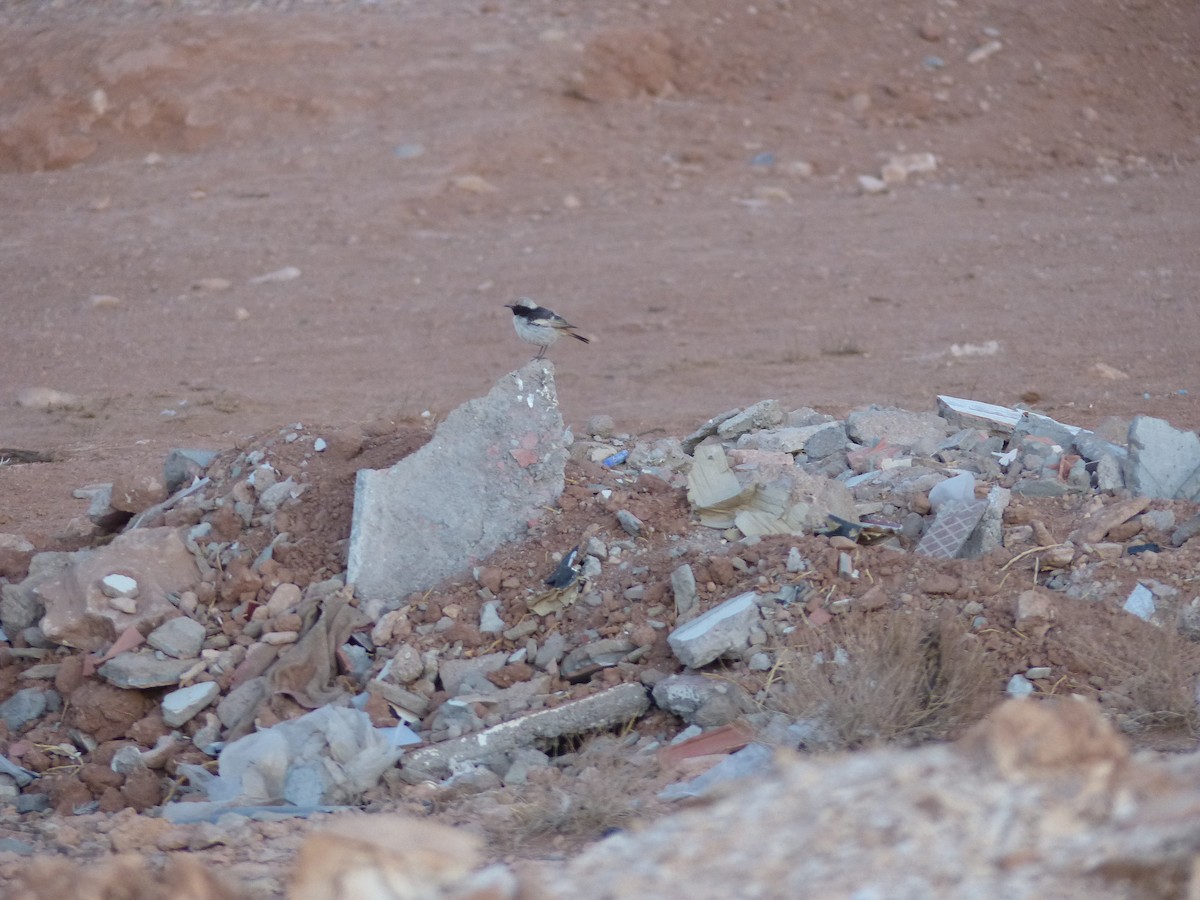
(2, 363, 1200, 895)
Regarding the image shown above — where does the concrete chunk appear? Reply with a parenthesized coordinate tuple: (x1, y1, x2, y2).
(146, 616, 207, 660)
(668, 591, 761, 668)
(162, 681, 220, 727)
(348, 361, 569, 603)
(716, 400, 784, 440)
(98, 652, 195, 689)
(1125, 416, 1200, 500)
(399, 683, 649, 782)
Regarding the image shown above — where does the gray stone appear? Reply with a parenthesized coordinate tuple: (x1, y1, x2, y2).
(15, 794, 50, 814)
(1172, 513, 1200, 548)
(217, 676, 268, 728)
(0, 836, 35, 856)
(348, 361, 569, 603)
(382, 643, 425, 684)
(1073, 430, 1127, 463)
(845, 406, 949, 456)
(162, 681, 221, 727)
(802, 422, 849, 460)
(1123, 583, 1155, 621)
(164, 448, 219, 493)
(100, 573, 139, 599)
(535, 632, 568, 670)
(616, 509, 644, 536)
(478, 600, 505, 634)
(652, 673, 756, 727)
(681, 408, 741, 456)
(37, 527, 199, 652)
(560, 639, 635, 680)
(1012, 477, 1070, 497)
(98, 652, 195, 689)
(109, 745, 147, 775)
(0, 533, 36, 580)
(1095, 454, 1125, 492)
(1012, 411, 1079, 449)
(585, 414, 616, 438)
(0, 688, 47, 731)
(74, 483, 129, 531)
(716, 400, 784, 440)
(146, 616, 207, 659)
(502, 748, 552, 786)
(399, 683, 649, 782)
(1125, 416, 1200, 500)
(1005, 674, 1035, 697)
(737, 422, 847, 460)
(670, 564, 699, 618)
(960, 487, 1010, 560)
(668, 591, 761, 669)
(659, 742, 777, 800)
(439, 652, 508, 696)
(0, 754, 37, 787)
(1, 551, 72, 635)
(258, 477, 300, 512)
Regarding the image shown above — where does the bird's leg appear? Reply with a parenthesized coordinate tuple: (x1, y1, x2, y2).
(535, 346, 547, 360)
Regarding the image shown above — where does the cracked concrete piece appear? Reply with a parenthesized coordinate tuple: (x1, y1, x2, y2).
(846, 406, 949, 455)
(1125, 415, 1200, 500)
(348, 361, 568, 603)
(399, 683, 649, 782)
(668, 591, 761, 668)
(162, 681, 220, 727)
(915, 499, 989, 560)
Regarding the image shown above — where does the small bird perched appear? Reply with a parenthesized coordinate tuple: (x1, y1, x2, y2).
(544, 545, 581, 589)
(504, 297, 590, 359)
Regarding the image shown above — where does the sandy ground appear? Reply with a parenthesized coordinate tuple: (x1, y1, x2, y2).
(1, 2, 1200, 895)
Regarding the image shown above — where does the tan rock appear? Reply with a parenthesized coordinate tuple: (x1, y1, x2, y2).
(37, 527, 198, 651)
(1070, 496, 1151, 545)
(0, 532, 36, 579)
(290, 815, 482, 900)
(110, 472, 168, 513)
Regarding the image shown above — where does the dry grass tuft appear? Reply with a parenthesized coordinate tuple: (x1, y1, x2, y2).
(1059, 611, 1200, 735)
(766, 611, 1001, 748)
(459, 740, 666, 858)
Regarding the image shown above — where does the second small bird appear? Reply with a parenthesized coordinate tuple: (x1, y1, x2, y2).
(505, 297, 590, 360)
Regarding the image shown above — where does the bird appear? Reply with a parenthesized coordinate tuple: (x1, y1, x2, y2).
(544, 545, 581, 589)
(504, 297, 590, 359)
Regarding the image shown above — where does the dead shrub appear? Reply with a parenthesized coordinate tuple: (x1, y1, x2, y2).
(766, 611, 1000, 748)
(454, 739, 666, 858)
(1058, 610, 1200, 735)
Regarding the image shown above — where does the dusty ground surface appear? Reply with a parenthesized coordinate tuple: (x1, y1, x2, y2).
(1, 0, 1200, 896)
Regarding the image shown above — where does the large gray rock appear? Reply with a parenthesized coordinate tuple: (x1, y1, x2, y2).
(1125, 416, 1200, 500)
(98, 652, 195, 689)
(652, 673, 756, 727)
(36, 527, 199, 651)
(846, 405, 949, 456)
(668, 591, 761, 668)
(0, 688, 47, 731)
(348, 361, 569, 603)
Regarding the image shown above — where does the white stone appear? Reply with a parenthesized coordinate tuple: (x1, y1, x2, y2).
(100, 573, 139, 599)
(162, 681, 221, 727)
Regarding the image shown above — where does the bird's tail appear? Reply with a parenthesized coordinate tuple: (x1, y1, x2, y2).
(569, 331, 591, 345)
